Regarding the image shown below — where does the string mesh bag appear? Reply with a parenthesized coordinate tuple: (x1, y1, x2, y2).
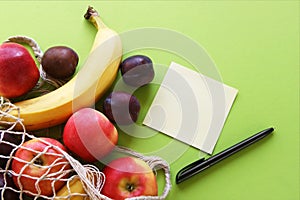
(0, 97, 171, 200)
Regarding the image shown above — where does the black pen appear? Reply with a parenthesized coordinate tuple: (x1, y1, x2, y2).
(176, 127, 274, 184)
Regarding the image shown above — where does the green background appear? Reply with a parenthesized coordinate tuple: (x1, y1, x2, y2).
(0, 1, 299, 200)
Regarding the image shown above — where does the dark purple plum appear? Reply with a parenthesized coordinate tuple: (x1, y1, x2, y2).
(41, 46, 79, 79)
(0, 171, 19, 199)
(120, 55, 154, 87)
(0, 133, 20, 169)
(103, 92, 140, 125)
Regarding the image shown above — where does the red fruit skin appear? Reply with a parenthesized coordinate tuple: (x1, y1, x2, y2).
(63, 108, 118, 162)
(0, 42, 39, 98)
(11, 137, 71, 197)
(102, 156, 158, 200)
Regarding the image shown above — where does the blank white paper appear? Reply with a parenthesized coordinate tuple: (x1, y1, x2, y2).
(143, 62, 238, 154)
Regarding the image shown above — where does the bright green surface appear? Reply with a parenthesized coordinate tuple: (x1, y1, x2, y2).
(0, 1, 299, 200)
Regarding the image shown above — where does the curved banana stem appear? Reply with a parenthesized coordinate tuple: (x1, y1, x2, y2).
(3, 6, 122, 131)
(84, 6, 107, 30)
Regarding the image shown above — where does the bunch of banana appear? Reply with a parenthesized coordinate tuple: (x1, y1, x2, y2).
(2, 6, 122, 131)
(55, 176, 89, 200)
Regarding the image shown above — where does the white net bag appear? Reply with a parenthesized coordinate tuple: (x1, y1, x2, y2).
(0, 97, 171, 200)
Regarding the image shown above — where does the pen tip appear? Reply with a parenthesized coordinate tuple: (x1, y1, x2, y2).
(175, 173, 183, 184)
(175, 176, 185, 184)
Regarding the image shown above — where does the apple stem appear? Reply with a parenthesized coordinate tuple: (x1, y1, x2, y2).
(33, 157, 44, 166)
(126, 183, 135, 192)
(114, 146, 172, 199)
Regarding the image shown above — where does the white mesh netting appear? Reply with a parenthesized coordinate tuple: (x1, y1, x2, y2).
(0, 97, 171, 200)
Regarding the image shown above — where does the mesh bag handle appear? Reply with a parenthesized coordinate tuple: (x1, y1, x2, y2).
(6, 35, 70, 89)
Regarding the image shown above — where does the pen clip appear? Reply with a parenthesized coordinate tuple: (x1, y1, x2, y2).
(176, 157, 206, 183)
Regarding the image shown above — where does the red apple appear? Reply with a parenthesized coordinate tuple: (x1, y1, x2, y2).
(0, 42, 39, 98)
(11, 137, 71, 197)
(63, 108, 118, 163)
(101, 156, 158, 200)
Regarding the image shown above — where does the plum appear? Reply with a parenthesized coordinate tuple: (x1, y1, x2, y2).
(120, 55, 154, 87)
(103, 92, 140, 125)
(0, 170, 19, 199)
(0, 133, 20, 169)
(41, 46, 79, 79)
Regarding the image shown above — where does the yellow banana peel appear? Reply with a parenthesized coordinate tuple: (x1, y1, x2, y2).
(55, 176, 89, 200)
(2, 6, 122, 131)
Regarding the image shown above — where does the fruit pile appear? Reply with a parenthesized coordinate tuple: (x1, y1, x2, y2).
(0, 36, 79, 101)
(0, 6, 171, 200)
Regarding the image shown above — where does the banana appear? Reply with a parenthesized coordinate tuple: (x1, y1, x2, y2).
(2, 6, 122, 131)
(55, 176, 89, 200)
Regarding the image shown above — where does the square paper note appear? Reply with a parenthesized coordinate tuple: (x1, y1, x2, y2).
(143, 62, 238, 154)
